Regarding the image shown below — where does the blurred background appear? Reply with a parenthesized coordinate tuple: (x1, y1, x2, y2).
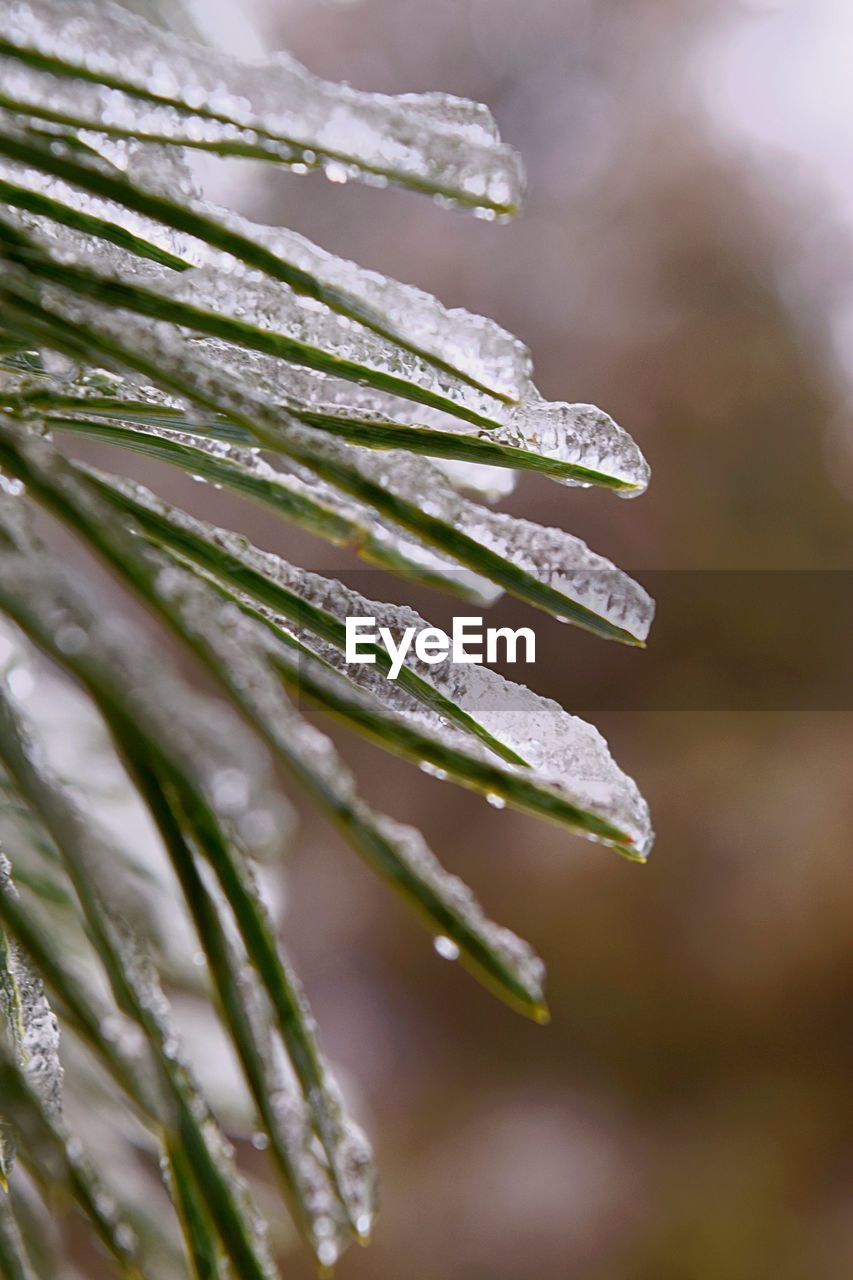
(82, 0, 853, 1275)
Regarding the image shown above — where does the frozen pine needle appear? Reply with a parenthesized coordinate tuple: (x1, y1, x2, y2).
(0, 3, 653, 1276)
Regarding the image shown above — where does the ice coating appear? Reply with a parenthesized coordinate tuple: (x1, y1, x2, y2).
(0, 974, 139, 1279)
(1, 263, 651, 637)
(77, 901, 280, 1280)
(0, 621, 179, 1112)
(0, 145, 650, 492)
(195, 877, 375, 1263)
(290, 589, 652, 853)
(154, 266, 650, 490)
(431, 458, 518, 502)
(242, 961, 376, 1261)
(211, 856, 377, 1250)
(0, 123, 534, 399)
(0, 884, 136, 1269)
(88, 470, 651, 853)
(0, 0, 662, 1266)
(292, 437, 655, 642)
(230, 357, 649, 493)
(201, 204, 533, 398)
(122, 546, 548, 1010)
(156, 259, 509, 428)
(0, 601, 367, 1267)
(0, 513, 295, 887)
(63, 344, 645, 638)
(0, 1197, 31, 1272)
(0, 490, 291, 862)
(0, 135, 200, 267)
(10, 198, 637, 487)
(0, 119, 531, 396)
(0, 614, 289, 1025)
(0, 853, 64, 1125)
(372, 812, 546, 997)
(46, 404, 503, 602)
(164, 261, 648, 490)
(0, 577, 279, 1278)
(0, 0, 525, 211)
(251, 453, 502, 604)
(0, 482, 542, 1126)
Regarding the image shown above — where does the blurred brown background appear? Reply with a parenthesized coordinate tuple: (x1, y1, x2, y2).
(90, 0, 853, 1275)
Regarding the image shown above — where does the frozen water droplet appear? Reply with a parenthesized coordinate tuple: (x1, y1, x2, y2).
(54, 624, 87, 654)
(318, 1240, 338, 1267)
(239, 807, 277, 849)
(419, 761, 448, 780)
(7, 666, 34, 699)
(486, 792, 506, 809)
(433, 935, 460, 961)
(324, 161, 348, 184)
(162, 1035, 180, 1059)
(211, 767, 250, 815)
(115, 1224, 137, 1252)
